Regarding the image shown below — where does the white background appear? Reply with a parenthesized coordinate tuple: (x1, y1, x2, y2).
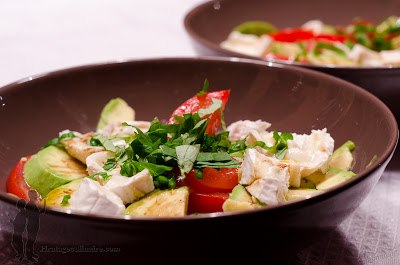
(0, 0, 202, 87)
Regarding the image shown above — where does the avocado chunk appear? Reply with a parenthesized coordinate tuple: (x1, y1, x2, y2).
(329, 140, 355, 171)
(24, 146, 88, 197)
(305, 166, 356, 190)
(96, 98, 135, 130)
(234, 21, 276, 36)
(41, 178, 83, 209)
(304, 171, 326, 187)
(223, 184, 257, 212)
(124, 187, 189, 217)
(299, 178, 316, 189)
(286, 188, 320, 201)
(269, 42, 303, 57)
(315, 166, 356, 190)
(229, 184, 253, 202)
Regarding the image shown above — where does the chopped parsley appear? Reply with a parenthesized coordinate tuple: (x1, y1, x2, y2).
(60, 194, 71, 205)
(88, 172, 112, 182)
(42, 132, 76, 149)
(196, 78, 209, 96)
(103, 157, 117, 171)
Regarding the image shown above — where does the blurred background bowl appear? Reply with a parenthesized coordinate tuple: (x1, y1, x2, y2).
(0, 58, 397, 264)
(184, 0, 400, 120)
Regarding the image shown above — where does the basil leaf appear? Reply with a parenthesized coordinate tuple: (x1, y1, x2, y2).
(88, 172, 112, 181)
(159, 145, 177, 159)
(197, 98, 223, 118)
(196, 152, 233, 162)
(120, 161, 135, 177)
(314, 42, 346, 56)
(131, 161, 173, 177)
(42, 132, 76, 149)
(60, 194, 71, 205)
(275, 146, 288, 160)
(272, 131, 293, 160)
(103, 157, 117, 171)
(176, 144, 200, 177)
(91, 134, 116, 153)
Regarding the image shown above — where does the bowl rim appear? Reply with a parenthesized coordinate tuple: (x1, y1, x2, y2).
(0, 56, 398, 223)
(183, 0, 400, 70)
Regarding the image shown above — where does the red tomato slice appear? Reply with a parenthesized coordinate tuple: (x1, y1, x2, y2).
(270, 29, 314, 42)
(187, 192, 229, 214)
(7, 156, 32, 200)
(183, 168, 239, 194)
(316, 34, 345, 43)
(167, 90, 230, 136)
(176, 168, 238, 213)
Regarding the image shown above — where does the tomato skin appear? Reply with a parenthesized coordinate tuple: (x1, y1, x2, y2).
(270, 29, 314, 42)
(187, 192, 229, 214)
(176, 168, 238, 213)
(316, 34, 345, 43)
(167, 90, 230, 136)
(7, 156, 32, 200)
(183, 168, 239, 194)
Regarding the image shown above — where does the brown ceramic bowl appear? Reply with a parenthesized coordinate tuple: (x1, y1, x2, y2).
(184, 0, 400, 120)
(0, 58, 397, 264)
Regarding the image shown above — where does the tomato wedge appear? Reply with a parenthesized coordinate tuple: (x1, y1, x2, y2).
(184, 168, 239, 194)
(270, 29, 314, 42)
(167, 90, 230, 136)
(7, 156, 32, 200)
(177, 168, 238, 213)
(187, 192, 229, 214)
(316, 34, 345, 43)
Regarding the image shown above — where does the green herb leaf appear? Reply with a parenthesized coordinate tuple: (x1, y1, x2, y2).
(120, 161, 136, 177)
(91, 134, 117, 153)
(176, 144, 200, 177)
(196, 78, 209, 96)
(313, 42, 346, 56)
(42, 132, 76, 149)
(196, 152, 234, 162)
(88, 172, 112, 181)
(131, 161, 173, 177)
(273, 131, 293, 160)
(60, 194, 71, 205)
(197, 98, 223, 118)
(103, 157, 117, 171)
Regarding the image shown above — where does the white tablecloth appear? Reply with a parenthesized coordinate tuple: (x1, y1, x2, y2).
(0, 1, 399, 264)
(0, 0, 199, 87)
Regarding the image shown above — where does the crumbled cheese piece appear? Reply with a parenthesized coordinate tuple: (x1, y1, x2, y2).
(227, 120, 271, 141)
(69, 178, 125, 215)
(221, 31, 272, 56)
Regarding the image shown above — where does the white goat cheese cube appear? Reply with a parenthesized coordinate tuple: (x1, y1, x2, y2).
(69, 178, 125, 215)
(104, 169, 155, 204)
(221, 31, 272, 56)
(380, 49, 400, 65)
(246, 176, 288, 206)
(286, 128, 334, 177)
(227, 120, 271, 141)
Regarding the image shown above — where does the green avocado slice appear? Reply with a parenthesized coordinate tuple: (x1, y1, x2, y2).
(42, 178, 83, 209)
(96, 98, 135, 130)
(24, 146, 87, 197)
(234, 21, 276, 36)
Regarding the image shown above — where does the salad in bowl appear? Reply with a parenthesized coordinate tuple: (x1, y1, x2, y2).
(7, 80, 356, 217)
(221, 16, 400, 66)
